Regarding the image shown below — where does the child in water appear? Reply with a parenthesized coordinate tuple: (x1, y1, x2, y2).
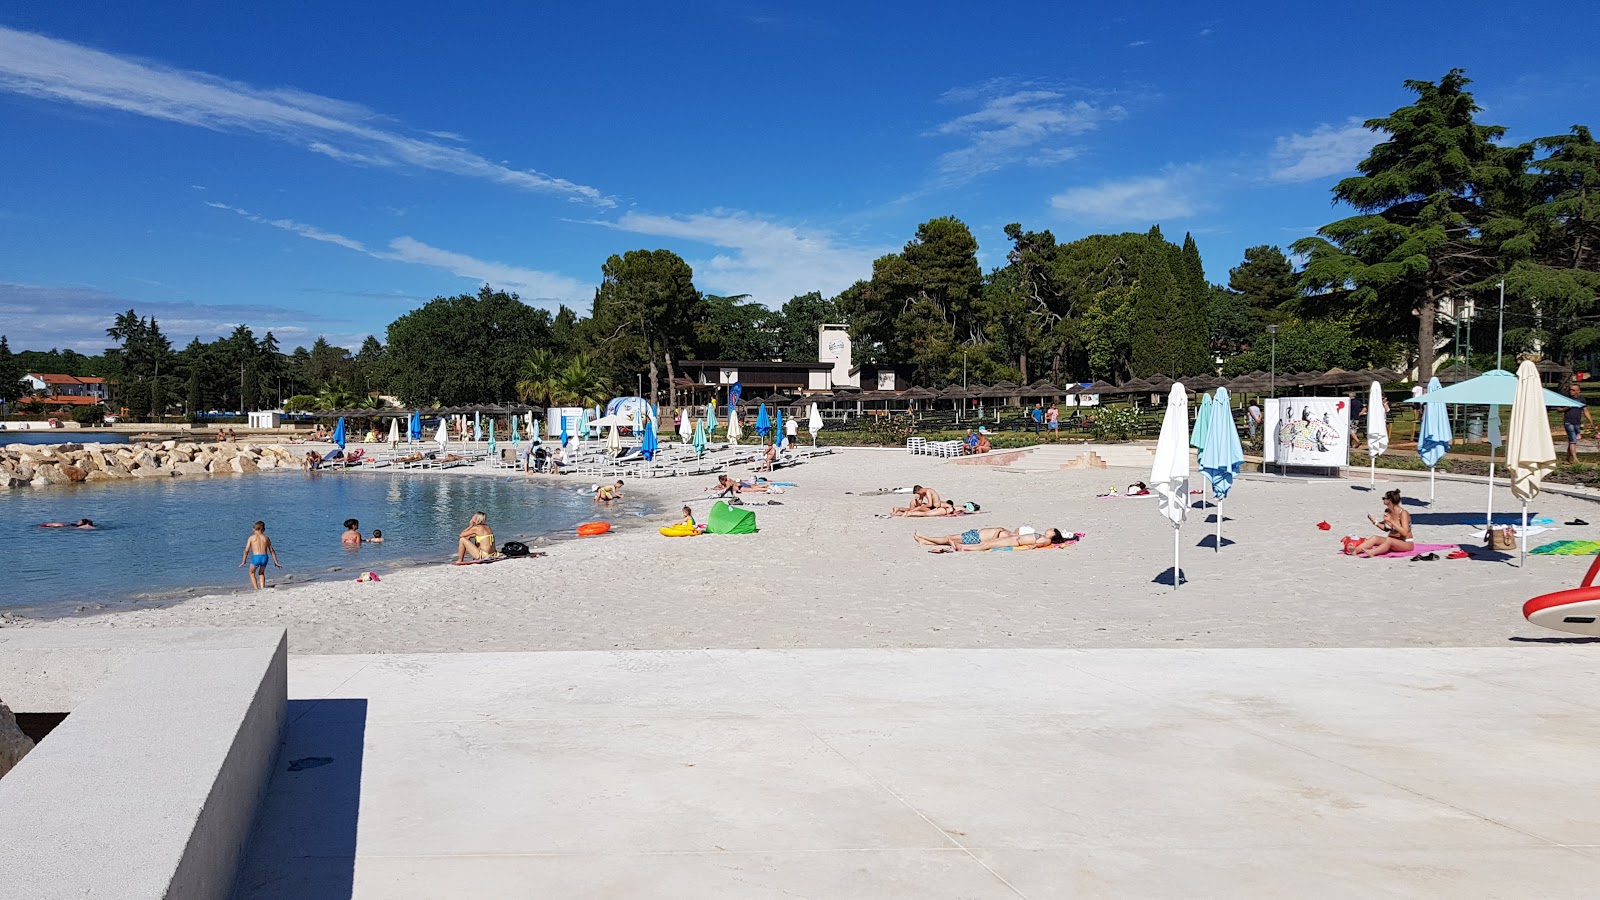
(342, 519, 363, 546)
(240, 521, 281, 589)
(368, 529, 384, 544)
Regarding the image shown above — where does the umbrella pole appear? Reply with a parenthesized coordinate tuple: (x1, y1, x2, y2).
(1369, 457, 1375, 487)
(1486, 454, 1496, 528)
(1174, 527, 1181, 589)
(1429, 466, 1436, 505)
(1521, 502, 1529, 568)
(1216, 499, 1222, 553)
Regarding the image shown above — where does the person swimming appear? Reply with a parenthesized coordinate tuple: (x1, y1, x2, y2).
(40, 518, 95, 529)
(368, 529, 384, 544)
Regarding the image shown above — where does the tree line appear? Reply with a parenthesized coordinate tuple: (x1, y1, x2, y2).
(5, 69, 1595, 416)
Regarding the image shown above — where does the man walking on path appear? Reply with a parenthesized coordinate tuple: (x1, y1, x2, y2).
(1031, 402, 1044, 434)
(1565, 383, 1593, 464)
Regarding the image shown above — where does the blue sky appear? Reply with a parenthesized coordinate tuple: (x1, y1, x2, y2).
(2, 2, 1596, 353)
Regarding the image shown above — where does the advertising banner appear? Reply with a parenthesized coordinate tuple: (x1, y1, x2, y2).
(1265, 396, 1350, 467)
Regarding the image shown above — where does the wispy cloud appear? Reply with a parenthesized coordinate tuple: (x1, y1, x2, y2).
(0, 25, 611, 205)
(592, 210, 890, 306)
(379, 237, 587, 303)
(1050, 167, 1204, 223)
(1127, 40, 1149, 47)
(206, 202, 368, 252)
(1268, 117, 1375, 183)
(929, 83, 1126, 184)
(206, 202, 588, 303)
(0, 282, 337, 351)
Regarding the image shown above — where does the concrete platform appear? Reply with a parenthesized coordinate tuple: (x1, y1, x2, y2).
(235, 647, 1600, 898)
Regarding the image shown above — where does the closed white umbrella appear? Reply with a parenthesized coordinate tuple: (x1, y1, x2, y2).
(679, 408, 693, 441)
(386, 417, 399, 447)
(1507, 359, 1558, 567)
(434, 419, 448, 451)
(1150, 383, 1190, 589)
(808, 402, 823, 446)
(607, 422, 621, 454)
(727, 407, 742, 446)
(1366, 380, 1388, 487)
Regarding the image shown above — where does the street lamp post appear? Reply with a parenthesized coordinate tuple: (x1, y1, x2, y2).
(1266, 325, 1280, 398)
(1496, 280, 1506, 370)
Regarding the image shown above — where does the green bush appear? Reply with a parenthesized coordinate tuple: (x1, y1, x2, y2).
(1091, 405, 1145, 442)
(70, 404, 107, 426)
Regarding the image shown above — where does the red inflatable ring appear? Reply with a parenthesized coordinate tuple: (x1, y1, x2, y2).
(576, 521, 612, 537)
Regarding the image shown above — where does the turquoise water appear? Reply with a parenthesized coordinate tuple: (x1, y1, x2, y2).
(2, 432, 132, 445)
(0, 471, 648, 613)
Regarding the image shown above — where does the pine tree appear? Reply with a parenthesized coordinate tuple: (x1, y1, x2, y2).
(0, 335, 24, 405)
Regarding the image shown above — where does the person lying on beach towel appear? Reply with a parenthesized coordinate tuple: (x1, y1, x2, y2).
(892, 501, 980, 517)
(914, 525, 1069, 551)
(712, 474, 778, 497)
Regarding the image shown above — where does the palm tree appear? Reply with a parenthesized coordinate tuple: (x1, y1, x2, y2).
(555, 356, 610, 408)
(516, 349, 563, 408)
(314, 377, 358, 411)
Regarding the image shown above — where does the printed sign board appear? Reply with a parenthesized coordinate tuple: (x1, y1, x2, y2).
(1264, 397, 1350, 467)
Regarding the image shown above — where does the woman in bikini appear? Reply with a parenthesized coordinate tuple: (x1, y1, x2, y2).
(455, 511, 496, 562)
(1351, 489, 1413, 558)
(914, 526, 1068, 551)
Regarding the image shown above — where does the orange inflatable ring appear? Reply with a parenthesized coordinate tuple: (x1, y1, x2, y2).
(576, 521, 612, 537)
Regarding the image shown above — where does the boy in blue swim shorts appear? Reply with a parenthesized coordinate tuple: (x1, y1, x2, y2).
(240, 520, 281, 589)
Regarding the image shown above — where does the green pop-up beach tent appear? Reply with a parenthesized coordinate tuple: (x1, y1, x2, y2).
(706, 500, 758, 534)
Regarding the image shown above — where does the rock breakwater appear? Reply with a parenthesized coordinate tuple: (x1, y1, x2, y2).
(1, 441, 299, 489)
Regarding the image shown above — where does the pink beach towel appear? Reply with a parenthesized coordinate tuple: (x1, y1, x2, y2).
(1338, 542, 1459, 559)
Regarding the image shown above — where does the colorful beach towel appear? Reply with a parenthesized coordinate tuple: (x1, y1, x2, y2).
(1530, 540, 1600, 556)
(1337, 542, 1461, 559)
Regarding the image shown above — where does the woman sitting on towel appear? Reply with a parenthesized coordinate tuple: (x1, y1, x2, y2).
(1351, 489, 1413, 558)
(913, 525, 1067, 551)
(454, 511, 496, 562)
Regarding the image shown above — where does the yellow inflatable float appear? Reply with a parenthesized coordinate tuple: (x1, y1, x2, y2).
(659, 523, 699, 537)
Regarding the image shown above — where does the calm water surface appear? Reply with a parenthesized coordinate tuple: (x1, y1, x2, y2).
(3, 431, 132, 445)
(0, 470, 649, 613)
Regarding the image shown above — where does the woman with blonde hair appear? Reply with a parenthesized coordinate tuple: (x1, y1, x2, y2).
(455, 511, 496, 562)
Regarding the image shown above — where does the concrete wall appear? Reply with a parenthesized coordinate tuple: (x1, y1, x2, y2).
(0, 628, 287, 900)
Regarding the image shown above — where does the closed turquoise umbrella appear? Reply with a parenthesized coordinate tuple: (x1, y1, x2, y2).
(511, 414, 521, 448)
(1189, 392, 1213, 451)
(693, 418, 707, 457)
(1198, 386, 1245, 553)
(706, 402, 718, 433)
(756, 404, 770, 438)
(488, 419, 497, 457)
(1417, 377, 1451, 504)
(773, 408, 785, 446)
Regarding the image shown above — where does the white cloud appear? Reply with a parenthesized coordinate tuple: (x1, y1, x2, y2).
(379, 237, 587, 303)
(597, 210, 890, 306)
(205, 202, 587, 303)
(0, 282, 339, 350)
(930, 86, 1125, 182)
(207, 202, 368, 252)
(0, 25, 611, 205)
(1050, 169, 1202, 223)
(1127, 40, 1150, 47)
(1268, 117, 1375, 182)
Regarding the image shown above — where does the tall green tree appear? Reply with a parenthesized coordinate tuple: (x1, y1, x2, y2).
(0, 335, 24, 405)
(772, 291, 842, 361)
(385, 285, 555, 405)
(696, 294, 779, 360)
(515, 348, 563, 407)
(1294, 69, 1506, 382)
(591, 249, 704, 405)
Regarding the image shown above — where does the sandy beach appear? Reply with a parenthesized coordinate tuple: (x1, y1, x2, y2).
(6, 447, 1594, 653)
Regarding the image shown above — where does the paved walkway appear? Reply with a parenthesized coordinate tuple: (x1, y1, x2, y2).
(234, 647, 1600, 898)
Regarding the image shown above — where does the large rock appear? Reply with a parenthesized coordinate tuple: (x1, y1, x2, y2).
(230, 455, 258, 474)
(32, 464, 67, 486)
(175, 461, 211, 477)
(59, 464, 88, 483)
(130, 464, 168, 478)
(0, 698, 33, 779)
(84, 470, 118, 482)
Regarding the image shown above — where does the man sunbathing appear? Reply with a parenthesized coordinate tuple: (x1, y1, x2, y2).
(890, 484, 942, 515)
(892, 501, 980, 517)
(914, 526, 1069, 551)
(713, 474, 772, 497)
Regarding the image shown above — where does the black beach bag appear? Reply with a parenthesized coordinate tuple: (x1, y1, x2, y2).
(501, 541, 530, 558)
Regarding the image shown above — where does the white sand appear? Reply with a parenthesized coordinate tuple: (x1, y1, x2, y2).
(8, 448, 1595, 653)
